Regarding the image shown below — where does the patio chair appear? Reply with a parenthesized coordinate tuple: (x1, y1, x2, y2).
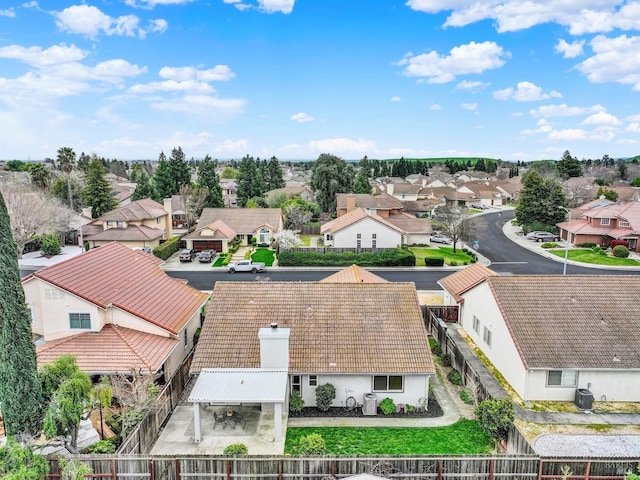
(213, 411, 226, 429)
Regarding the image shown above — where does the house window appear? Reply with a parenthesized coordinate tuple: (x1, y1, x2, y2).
(291, 375, 301, 393)
(357, 233, 362, 239)
(259, 227, 271, 245)
(482, 326, 492, 347)
(600, 218, 610, 226)
(69, 313, 91, 329)
(357, 238, 362, 248)
(157, 217, 161, 224)
(619, 221, 630, 227)
(28, 307, 34, 326)
(117, 221, 125, 228)
(309, 375, 317, 387)
(326, 234, 333, 241)
(107, 221, 115, 228)
(45, 288, 64, 300)
(472, 315, 480, 333)
(183, 328, 188, 349)
(547, 370, 578, 387)
(373, 375, 404, 392)
(372, 233, 377, 239)
(372, 239, 376, 249)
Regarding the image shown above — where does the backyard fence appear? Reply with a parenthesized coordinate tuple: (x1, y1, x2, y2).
(295, 225, 321, 235)
(282, 247, 389, 254)
(44, 455, 640, 480)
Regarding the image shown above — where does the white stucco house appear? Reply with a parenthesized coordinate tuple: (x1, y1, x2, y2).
(321, 207, 404, 248)
(456, 274, 640, 402)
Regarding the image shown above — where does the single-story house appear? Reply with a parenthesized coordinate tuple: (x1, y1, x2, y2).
(23, 242, 209, 379)
(264, 185, 315, 203)
(321, 207, 404, 248)
(183, 208, 283, 252)
(336, 193, 404, 218)
(457, 274, 640, 402)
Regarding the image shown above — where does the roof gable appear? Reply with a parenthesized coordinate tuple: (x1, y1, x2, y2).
(96, 198, 167, 222)
(321, 207, 404, 234)
(197, 208, 283, 234)
(438, 263, 497, 302)
(320, 265, 388, 283)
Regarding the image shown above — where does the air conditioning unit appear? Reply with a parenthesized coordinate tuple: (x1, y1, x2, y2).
(363, 393, 377, 416)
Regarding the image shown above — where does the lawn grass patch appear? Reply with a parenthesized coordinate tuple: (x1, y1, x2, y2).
(411, 247, 474, 266)
(549, 249, 640, 266)
(251, 248, 276, 266)
(213, 257, 225, 267)
(284, 420, 492, 455)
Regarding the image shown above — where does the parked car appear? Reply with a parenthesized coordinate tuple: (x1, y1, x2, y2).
(530, 232, 560, 242)
(134, 246, 152, 254)
(179, 249, 196, 262)
(430, 233, 452, 244)
(197, 250, 216, 263)
(227, 260, 266, 273)
(472, 203, 489, 210)
(526, 231, 548, 240)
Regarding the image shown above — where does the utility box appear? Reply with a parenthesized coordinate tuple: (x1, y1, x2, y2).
(575, 388, 594, 410)
(363, 393, 377, 416)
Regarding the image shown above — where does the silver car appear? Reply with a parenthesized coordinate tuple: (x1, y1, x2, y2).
(430, 234, 452, 244)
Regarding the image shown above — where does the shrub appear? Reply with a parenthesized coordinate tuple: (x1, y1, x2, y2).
(470, 257, 477, 263)
(441, 353, 452, 367)
(221, 252, 233, 266)
(379, 397, 395, 415)
(297, 433, 326, 455)
(610, 239, 629, 249)
(425, 257, 445, 266)
(577, 242, 596, 248)
(153, 235, 181, 260)
(40, 234, 61, 256)
(315, 383, 336, 411)
(244, 250, 251, 260)
(289, 390, 304, 414)
(613, 245, 630, 258)
(591, 245, 605, 255)
(475, 398, 515, 443)
(447, 369, 463, 386)
(406, 403, 415, 413)
(278, 248, 415, 267)
(88, 439, 116, 454)
(223, 443, 248, 455)
(430, 342, 442, 357)
(450, 260, 458, 266)
(250, 237, 257, 246)
(459, 389, 474, 405)
(541, 242, 557, 249)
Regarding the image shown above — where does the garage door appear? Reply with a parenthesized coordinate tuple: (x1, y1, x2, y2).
(194, 240, 222, 252)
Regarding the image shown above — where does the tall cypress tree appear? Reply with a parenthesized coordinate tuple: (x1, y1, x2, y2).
(82, 157, 118, 218)
(168, 147, 191, 194)
(153, 152, 174, 200)
(197, 155, 224, 208)
(0, 190, 42, 436)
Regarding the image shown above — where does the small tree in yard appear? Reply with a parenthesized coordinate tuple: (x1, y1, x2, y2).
(315, 383, 336, 411)
(297, 433, 326, 455)
(273, 229, 303, 250)
(432, 205, 478, 253)
(109, 368, 161, 438)
(40, 233, 62, 257)
(475, 397, 514, 446)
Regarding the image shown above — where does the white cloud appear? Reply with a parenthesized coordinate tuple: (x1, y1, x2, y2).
(581, 111, 622, 126)
(390, 96, 401, 102)
(626, 114, 640, 122)
(555, 39, 584, 59)
(548, 129, 589, 141)
(397, 41, 509, 83)
(148, 19, 168, 34)
(159, 65, 235, 82)
(529, 103, 606, 118)
(291, 112, 314, 123)
(461, 102, 478, 112)
(493, 81, 562, 101)
(214, 139, 250, 153)
(430, 103, 442, 110)
(258, 0, 295, 14)
(124, 0, 194, 8)
(0, 8, 16, 17)
(129, 80, 215, 94)
(577, 35, 640, 90)
(455, 80, 489, 91)
(308, 137, 378, 154)
(626, 123, 640, 133)
(151, 95, 246, 118)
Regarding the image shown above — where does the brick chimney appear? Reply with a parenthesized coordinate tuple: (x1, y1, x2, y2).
(346, 194, 356, 213)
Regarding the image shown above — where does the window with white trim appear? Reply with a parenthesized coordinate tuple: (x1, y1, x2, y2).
(69, 313, 91, 329)
(472, 315, 480, 333)
(619, 221, 630, 227)
(291, 375, 301, 393)
(482, 326, 492, 347)
(326, 234, 333, 241)
(547, 370, 578, 387)
(373, 375, 404, 392)
(45, 288, 65, 300)
(309, 375, 317, 387)
(600, 218, 610, 225)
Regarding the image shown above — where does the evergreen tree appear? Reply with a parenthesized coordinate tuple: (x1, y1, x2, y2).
(309, 153, 354, 213)
(0, 190, 42, 436)
(266, 156, 285, 190)
(353, 169, 372, 194)
(236, 155, 265, 207)
(77, 152, 91, 173)
(132, 171, 158, 202)
(197, 155, 224, 208)
(51, 177, 83, 211)
(474, 158, 486, 172)
(152, 152, 174, 200)
(82, 157, 118, 218)
(515, 169, 567, 227)
(168, 147, 191, 194)
(556, 150, 582, 179)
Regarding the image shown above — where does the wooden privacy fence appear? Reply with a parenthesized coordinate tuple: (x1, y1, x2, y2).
(44, 455, 640, 480)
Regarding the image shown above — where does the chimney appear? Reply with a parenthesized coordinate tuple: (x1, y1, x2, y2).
(259, 323, 290, 369)
(163, 197, 173, 215)
(346, 194, 356, 213)
(81, 206, 93, 219)
(386, 183, 394, 195)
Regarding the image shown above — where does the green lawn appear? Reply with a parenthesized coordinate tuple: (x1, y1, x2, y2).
(284, 420, 492, 455)
(213, 257, 225, 267)
(411, 246, 475, 266)
(251, 248, 276, 266)
(549, 249, 640, 266)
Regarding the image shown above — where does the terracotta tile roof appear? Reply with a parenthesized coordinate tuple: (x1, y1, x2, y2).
(321, 207, 404, 234)
(96, 198, 167, 222)
(320, 265, 388, 283)
(438, 263, 498, 303)
(486, 275, 640, 369)
(390, 183, 423, 194)
(37, 324, 178, 374)
(183, 219, 237, 241)
(25, 242, 208, 334)
(84, 224, 165, 241)
(197, 208, 282, 234)
(191, 282, 435, 375)
(386, 212, 432, 234)
(336, 193, 404, 210)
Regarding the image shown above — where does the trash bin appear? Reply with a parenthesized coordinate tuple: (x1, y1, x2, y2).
(363, 393, 377, 416)
(574, 388, 594, 410)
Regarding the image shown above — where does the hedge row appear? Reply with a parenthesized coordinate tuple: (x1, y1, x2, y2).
(153, 236, 181, 260)
(278, 248, 416, 266)
(425, 257, 445, 266)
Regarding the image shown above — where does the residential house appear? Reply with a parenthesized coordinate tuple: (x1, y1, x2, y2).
(385, 182, 423, 201)
(191, 280, 435, 411)
(264, 185, 315, 204)
(336, 193, 404, 218)
(557, 201, 640, 251)
(319, 264, 388, 283)
(438, 263, 498, 311)
(81, 198, 173, 250)
(183, 208, 283, 252)
(23, 242, 208, 378)
(220, 178, 237, 207)
(112, 182, 136, 207)
(455, 274, 640, 402)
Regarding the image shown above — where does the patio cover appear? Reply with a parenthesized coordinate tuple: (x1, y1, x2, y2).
(189, 368, 288, 403)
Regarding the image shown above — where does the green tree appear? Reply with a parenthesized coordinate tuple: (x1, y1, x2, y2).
(475, 397, 514, 444)
(596, 186, 618, 202)
(515, 169, 567, 227)
(57, 146, 77, 208)
(310, 153, 354, 213)
(131, 170, 158, 202)
(221, 166, 237, 179)
(82, 157, 117, 218)
(353, 169, 372, 194)
(197, 155, 224, 208)
(618, 160, 628, 180)
(152, 152, 174, 200)
(0, 439, 49, 479)
(474, 158, 486, 172)
(28, 162, 51, 190)
(168, 146, 191, 194)
(6, 160, 27, 171)
(236, 155, 265, 207)
(265, 156, 285, 190)
(76, 152, 91, 173)
(51, 177, 83, 211)
(266, 191, 288, 208)
(556, 150, 582, 179)
(0, 190, 43, 436)
(631, 177, 640, 187)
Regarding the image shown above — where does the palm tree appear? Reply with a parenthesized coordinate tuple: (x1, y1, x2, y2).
(57, 147, 76, 209)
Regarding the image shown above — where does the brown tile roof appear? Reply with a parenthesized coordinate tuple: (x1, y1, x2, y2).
(96, 198, 167, 222)
(191, 282, 435, 375)
(320, 207, 404, 234)
(336, 193, 404, 210)
(25, 242, 208, 334)
(183, 219, 236, 241)
(197, 208, 283, 234)
(320, 265, 388, 283)
(486, 275, 640, 369)
(85, 224, 165, 241)
(386, 212, 432, 234)
(37, 324, 178, 374)
(438, 263, 498, 303)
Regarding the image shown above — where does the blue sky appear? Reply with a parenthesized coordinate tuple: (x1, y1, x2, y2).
(1, 1, 640, 162)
